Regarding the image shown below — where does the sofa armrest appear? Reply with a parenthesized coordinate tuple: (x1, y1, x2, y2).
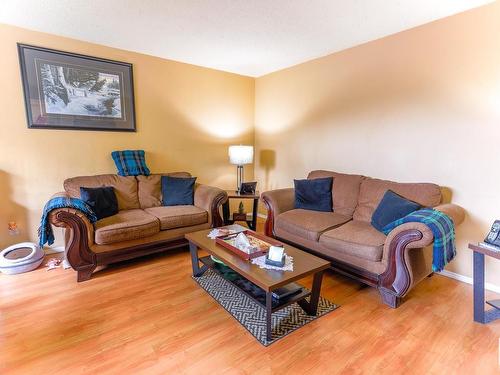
(378, 223, 435, 308)
(382, 222, 434, 263)
(47, 192, 95, 246)
(261, 188, 295, 237)
(47, 192, 97, 281)
(194, 184, 228, 227)
(379, 204, 465, 307)
(434, 203, 465, 226)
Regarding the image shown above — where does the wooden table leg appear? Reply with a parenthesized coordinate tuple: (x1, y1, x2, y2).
(298, 270, 324, 316)
(222, 201, 231, 226)
(250, 197, 259, 231)
(189, 242, 207, 277)
(266, 291, 273, 341)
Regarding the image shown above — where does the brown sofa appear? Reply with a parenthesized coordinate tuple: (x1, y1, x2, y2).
(49, 172, 227, 282)
(261, 170, 465, 308)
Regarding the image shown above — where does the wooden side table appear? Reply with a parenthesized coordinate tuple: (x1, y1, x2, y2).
(468, 243, 500, 324)
(222, 190, 259, 231)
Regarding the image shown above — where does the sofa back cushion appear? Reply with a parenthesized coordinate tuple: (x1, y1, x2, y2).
(64, 174, 140, 211)
(353, 178, 442, 222)
(307, 170, 364, 217)
(136, 172, 192, 208)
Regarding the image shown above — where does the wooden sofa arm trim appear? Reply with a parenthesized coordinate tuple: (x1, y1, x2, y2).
(262, 195, 275, 237)
(379, 229, 428, 307)
(50, 210, 97, 282)
(210, 192, 227, 228)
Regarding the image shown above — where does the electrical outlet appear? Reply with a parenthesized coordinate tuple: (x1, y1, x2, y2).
(8, 221, 19, 236)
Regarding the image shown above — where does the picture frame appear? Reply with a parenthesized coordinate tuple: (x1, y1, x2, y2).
(17, 44, 136, 132)
(239, 181, 257, 195)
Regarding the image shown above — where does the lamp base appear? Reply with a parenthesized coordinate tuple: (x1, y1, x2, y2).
(236, 165, 244, 192)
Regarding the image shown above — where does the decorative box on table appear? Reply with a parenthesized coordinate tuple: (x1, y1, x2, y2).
(215, 230, 284, 260)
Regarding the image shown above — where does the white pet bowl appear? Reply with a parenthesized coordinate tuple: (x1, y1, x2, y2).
(0, 242, 44, 275)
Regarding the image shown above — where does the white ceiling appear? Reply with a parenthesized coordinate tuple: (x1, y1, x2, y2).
(0, 0, 493, 77)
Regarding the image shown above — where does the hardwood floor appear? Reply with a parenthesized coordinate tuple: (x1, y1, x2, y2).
(1, 220, 500, 374)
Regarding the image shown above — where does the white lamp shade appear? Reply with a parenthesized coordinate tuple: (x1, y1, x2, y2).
(228, 145, 254, 165)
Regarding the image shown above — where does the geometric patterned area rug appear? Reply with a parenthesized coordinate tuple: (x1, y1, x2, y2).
(193, 269, 340, 346)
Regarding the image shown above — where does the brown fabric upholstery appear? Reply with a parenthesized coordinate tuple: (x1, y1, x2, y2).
(64, 174, 140, 211)
(261, 188, 295, 225)
(273, 228, 387, 275)
(144, 205, 208, 230)
(317, 245, 387, 275)
(90, 222, 211, 253)
(308, 170, 364, 217)
(406, 245, 434, 290)
(353, 177, 442, 222)
(193, 184, 227, 224)
(320, 221, 386, 262)
(94, 209, 160, 245)
(275, 209, 350, 242)
(136, 172, 192, 209)
(434, 203, 465, 226)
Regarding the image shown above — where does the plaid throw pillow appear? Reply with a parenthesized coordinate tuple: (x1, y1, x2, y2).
(111, 150, 151, 176)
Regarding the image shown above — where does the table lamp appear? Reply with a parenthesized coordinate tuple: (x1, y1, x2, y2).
(229, 145, 254, 192)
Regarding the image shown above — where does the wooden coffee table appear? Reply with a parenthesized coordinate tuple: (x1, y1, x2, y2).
(185, 226, 330, 341)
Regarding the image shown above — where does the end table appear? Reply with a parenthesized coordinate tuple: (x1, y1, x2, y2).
(222, 190, 259, 231)
(468, 243, 500, 324)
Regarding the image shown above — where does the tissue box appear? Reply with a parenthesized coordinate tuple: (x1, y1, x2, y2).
(265, 254, 286, 267)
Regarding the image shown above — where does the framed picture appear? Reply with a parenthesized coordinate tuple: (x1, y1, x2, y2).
(239, 181, 257, 195)
(17, 44, 136, 131)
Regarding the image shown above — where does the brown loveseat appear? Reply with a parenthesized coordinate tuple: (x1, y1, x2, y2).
(49, 172, 227, 282)
(261, 170, 465, 308)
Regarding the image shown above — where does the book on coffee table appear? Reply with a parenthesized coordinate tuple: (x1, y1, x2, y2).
(271, 283, 303, 300)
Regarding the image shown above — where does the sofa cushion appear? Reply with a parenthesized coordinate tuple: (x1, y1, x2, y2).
(111, 150, 151, 176)
(307, 170, 364, 217)
(136, 172, 192, 208)
(353, 178, 441, 222)
(319, 220, 387, 262)
(64, 174, 140, 211)
(294, 177, 333, 212)
(371, 190, 420, 232)
(94, 209, 160, 245)
(144, 206, 208, 230)
(80, 186, 118, 220)
(275, 209, 351, 242)
(162, 176, 197, 206)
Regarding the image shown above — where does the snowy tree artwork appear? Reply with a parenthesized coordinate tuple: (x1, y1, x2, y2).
(39, 63, 123, 118)
(19, 44, 136, 131)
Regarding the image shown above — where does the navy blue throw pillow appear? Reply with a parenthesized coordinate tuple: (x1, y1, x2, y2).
(294, 177, 333, 212)
(80, 186, 118, 220)
(162, 176, 197, 206)
(371, 190, 421, 232)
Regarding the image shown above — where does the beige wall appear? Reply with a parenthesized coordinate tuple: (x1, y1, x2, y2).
(0, 23, 254, 249)
(255, 2, 500, 284)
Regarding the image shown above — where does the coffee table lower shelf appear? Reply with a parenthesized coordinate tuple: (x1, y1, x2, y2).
(199, 255, 311, 313)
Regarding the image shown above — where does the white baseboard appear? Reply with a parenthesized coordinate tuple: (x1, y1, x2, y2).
(438, 269, 500, 294)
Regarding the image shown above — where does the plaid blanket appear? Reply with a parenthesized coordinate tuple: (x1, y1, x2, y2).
(38, 196, 97, 247)
(382, 208, 456, 272)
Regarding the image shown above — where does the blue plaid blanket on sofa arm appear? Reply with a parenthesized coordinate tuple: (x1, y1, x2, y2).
(382, 208, 456, 272)
(38, 196, 97, 247)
